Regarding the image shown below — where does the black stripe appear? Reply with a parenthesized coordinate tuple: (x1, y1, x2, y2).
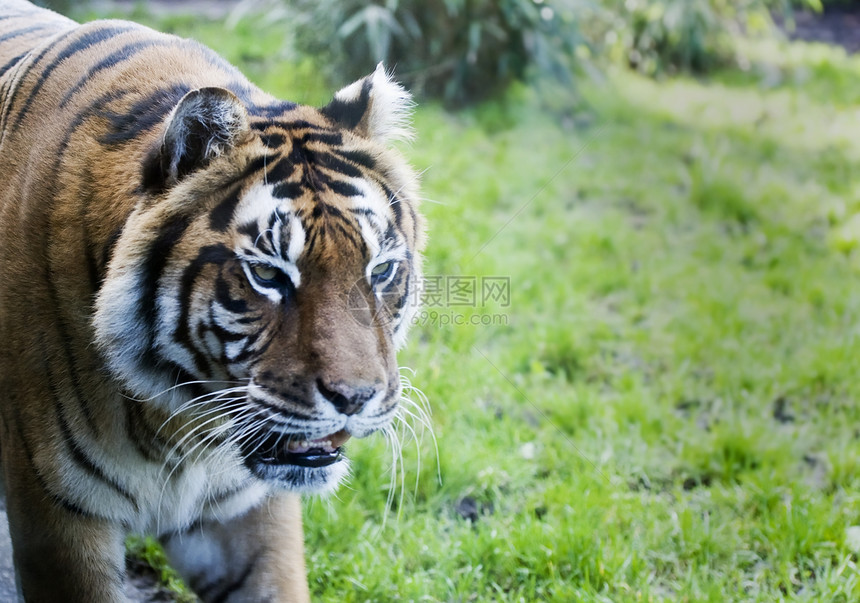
(245, 99, 297, 119)
(59, 38, 167, 108)
(0, 51, 26, 77)
(124, 397, 161, 463)
(84, 232, 101, 294)
(9, 405, 103, 520)
(11, 24, 135, 131)
(328, 178, 362, 198)
(259, 132, 285, 147)
(206, 479, 254, 509)
(321, 77, 371, 129)
(206, 320, 251, 350)
(0, 24, 47, 44)
(249, 101, 298, 119)
(209, 553, 259, 603)
(243, 153, 273, 177)
(316, 150, 364, 179)
(99, 225, 124, 281)
(175, 245, 234, 375)
(227, 331, 267, 364)
(384, 220, 398, 244)
(339, 148, 377, 171)
(311, 201, 349, 222)
(194, 549, 260, 602)
(53, 395, 140, 512)
(250, 118, 323, 133)
(185, 39, 243, 79)
(213, 330, 254, 366)
(263, 156, 295, 184)
(304, 221, 321, 256)
(238, 221, 261, 243)
(139, 215, 193, 344)
(0, 26, 75, 130)
(248, 386, 313, 414)
(214, 277, 249, 314)
(38, 341, 140, 511)
(209, 188, 242, 232)
(264, 212, 280, 254)
(330, 220, 364, 252)
(99, 82, 191, 146)
(301, 131, 343, 146)
(0, 10, 43, 21)
(44, 258, 99, 435)
(78, 169, 103, 293)
(49, 86, 134, 203)
(0, 25, 47, 42)
(206, 155, 273, 231)
(381, 182, 403, 228)
(273, 211, 296, 262)
(301, 166, 323, 192)
(272, 180, 303, 200)
(383, 267, 406, 297)
(123, 396, 181, 464)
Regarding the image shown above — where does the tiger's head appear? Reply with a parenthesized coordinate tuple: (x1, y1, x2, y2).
(94, 65, 424, 493)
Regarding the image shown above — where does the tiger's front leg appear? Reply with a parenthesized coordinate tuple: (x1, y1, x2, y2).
(161, 493, 310, 603)
(3, 444, 128, 603)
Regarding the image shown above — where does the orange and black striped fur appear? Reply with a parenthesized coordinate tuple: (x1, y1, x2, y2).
(0, 1, 424, 600)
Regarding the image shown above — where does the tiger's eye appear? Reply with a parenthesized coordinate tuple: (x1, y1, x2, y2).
(252, 264, 279, 282)
(371, 261, 392, 278)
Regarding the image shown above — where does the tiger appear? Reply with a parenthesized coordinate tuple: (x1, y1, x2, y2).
(0, 0, 425, 601)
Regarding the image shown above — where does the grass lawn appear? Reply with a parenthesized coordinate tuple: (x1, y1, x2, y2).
(77, 7, 860, 602)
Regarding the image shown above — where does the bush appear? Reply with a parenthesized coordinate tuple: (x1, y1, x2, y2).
(590, 0, 822, 76)
(32, 0, 73, 13)
(287, 0, 585, 107)
(279, 0, 829, 104)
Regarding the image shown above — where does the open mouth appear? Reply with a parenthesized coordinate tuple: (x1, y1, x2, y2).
(243, 429, 352, 469)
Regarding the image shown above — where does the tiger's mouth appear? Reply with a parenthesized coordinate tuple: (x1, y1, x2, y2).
(241, 429, 352, 471)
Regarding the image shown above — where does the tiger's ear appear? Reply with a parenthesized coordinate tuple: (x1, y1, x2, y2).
(143, 87, 249, 192)
(321, 64, 413, 143)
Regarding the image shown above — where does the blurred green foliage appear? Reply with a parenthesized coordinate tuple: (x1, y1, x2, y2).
(593, 0, 823, 75)
(32, 0, 72, 12)
(282, 0, 830, 104)
(288, 0, 584, 107)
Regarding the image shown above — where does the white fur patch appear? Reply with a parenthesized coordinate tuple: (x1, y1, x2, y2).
(233, 183, 303, 288)
(332, 64, 414, 143)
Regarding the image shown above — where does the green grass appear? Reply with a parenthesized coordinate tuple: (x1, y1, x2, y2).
(75, 7, 860, 602)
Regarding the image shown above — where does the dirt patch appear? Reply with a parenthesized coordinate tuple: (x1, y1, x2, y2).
(783, 6, 860, 54)
(125, 557, 181, 602)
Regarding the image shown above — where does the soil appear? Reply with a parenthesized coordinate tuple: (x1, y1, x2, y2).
(783, 5, 860, 53)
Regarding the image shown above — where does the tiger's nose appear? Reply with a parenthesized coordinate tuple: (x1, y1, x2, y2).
(316, 379, 380, 416)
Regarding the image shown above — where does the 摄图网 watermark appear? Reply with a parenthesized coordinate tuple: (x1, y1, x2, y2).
(347, 275, 511, 328)
(417, 275, 511, 308)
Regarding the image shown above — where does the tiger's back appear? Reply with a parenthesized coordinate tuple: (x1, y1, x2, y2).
(0, 0, 74, 69)
(0, 2, 424, 601)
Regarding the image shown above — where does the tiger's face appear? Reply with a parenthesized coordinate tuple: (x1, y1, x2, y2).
(94, 67, 423, 493)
